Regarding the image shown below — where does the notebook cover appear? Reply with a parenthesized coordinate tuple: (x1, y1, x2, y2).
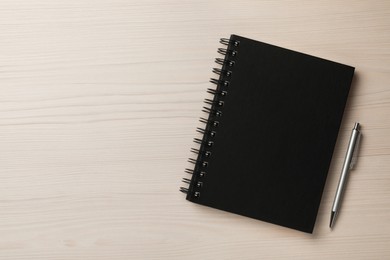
(186, 35, 355, 233)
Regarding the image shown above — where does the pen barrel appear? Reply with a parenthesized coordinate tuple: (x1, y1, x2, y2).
(331, 125, 360, 213)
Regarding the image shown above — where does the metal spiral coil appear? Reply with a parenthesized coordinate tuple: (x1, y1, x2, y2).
(180, 36, 239, 198)
(188, 158, 208, 168)
(210, 78, 229, 87)
(193, 137, 214, 147)
(212, 68, 232, 77)
(185, 168, 206, 178)
(196, 127, 216, 137)
(207, 88, 227, 97)
(215, 58, 235, 67)
(220, 38, 240, 47)
(191, 148, 211, 158)
(204, 98, 224, 107)
(202, 106, 222, 117)
(217, 48, 238, 57)
(199, 117, 219, 127)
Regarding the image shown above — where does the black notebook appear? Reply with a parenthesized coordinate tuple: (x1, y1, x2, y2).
(181, 35, 354, 233)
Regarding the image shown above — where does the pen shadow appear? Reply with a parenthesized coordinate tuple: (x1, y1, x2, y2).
(311, 71, 362, 238)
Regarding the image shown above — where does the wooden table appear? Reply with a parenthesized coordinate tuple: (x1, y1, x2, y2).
(1, 1, 389, 259)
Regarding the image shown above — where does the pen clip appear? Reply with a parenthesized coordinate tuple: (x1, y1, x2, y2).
(349, 132, 361, 169)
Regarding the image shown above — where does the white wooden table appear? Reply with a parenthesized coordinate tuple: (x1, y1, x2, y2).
(1, 1, 389, 259)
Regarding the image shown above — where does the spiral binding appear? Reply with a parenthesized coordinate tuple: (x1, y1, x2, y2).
(212, 68, 232, 77)
(180, 37, 240, 199)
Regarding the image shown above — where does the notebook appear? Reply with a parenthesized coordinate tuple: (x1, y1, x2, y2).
(180, 34, 355, 233)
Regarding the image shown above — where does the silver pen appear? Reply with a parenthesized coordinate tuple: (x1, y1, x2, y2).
(330, 122, 361, 228)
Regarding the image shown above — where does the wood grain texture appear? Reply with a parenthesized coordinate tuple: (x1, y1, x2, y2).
(0, 0, 389, 259)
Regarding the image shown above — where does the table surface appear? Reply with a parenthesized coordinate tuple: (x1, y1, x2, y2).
(1, 0, 390, 259)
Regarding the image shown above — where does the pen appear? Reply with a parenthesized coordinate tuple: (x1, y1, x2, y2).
(330, 122, 361, 229)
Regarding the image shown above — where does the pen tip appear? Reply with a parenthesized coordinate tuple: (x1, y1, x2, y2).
(330, 211, 336, 229)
